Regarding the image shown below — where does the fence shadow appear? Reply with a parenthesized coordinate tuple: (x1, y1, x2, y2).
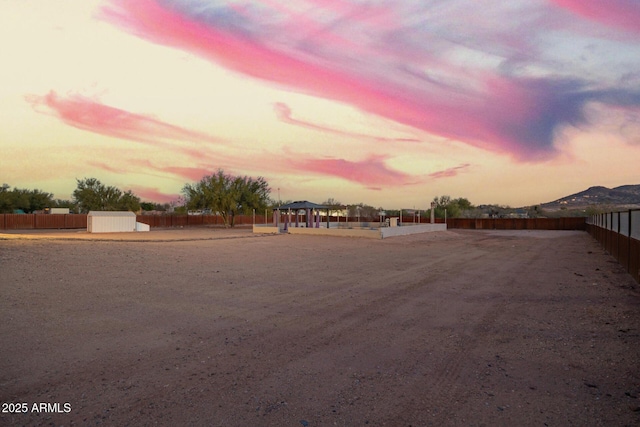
(586, 210, 640, 284)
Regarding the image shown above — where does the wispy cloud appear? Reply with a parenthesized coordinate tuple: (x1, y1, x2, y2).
(100, 0, 640, 162)
(428, 163, 471, 179)
(25, 91, 223, 149)
(86, 157, 210, 183)
(125, 158, 218, 182)
(274, 102, 419, 143)
(550, 0, 640, 35)
(154, 165, 215, 182)
(289, 155, 416, 189)
(128, 186, 180, 204)
(86, 161, 129, 174)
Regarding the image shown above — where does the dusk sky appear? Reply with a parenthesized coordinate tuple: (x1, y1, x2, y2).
(1, 0, 639, 209)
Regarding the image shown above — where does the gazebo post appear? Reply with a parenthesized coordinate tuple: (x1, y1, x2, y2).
(306, 208, 310, 228)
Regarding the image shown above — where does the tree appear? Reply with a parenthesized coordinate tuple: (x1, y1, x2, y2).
(119, 190, 142, 212)
(347, 203, 381, 220)
(140, 202, 156, 211)
(72, 178, 141, 213)
(429, 196, 474, 218)
(0, 184, 11, 213)
(182, 169, 271, 227)
(27, 189, 54, 212)
(0, 185, 54, 213)
(52, 199, 76, 212)
(322, 198, 344, 217)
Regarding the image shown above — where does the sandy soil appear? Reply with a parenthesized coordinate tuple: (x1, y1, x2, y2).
(1, 228, 639, 426)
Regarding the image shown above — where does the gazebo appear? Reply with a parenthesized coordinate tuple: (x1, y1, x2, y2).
(274, 201, 331, 231)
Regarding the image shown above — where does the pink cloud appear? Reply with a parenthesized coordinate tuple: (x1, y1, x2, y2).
(101, 147, 293, 185)
(25, 91, 223, 148)
(288, 152, 472, 187)
(428, 163, 471, 179)
(101, 1, 316, 87)
(274, 102, 420, 143)
(550, 0, 640, 35)
(87, 156, 218, 184)
(155, 166, 214, 182)
(99, 0, 640, 163)
(129, 186, 180, 204)
(255, 0, 360, 52)
(86, 161, 129, 174)
(125, 158, 215, 182)
(289, 155, 417, 187)
(97, 0, 568, 160)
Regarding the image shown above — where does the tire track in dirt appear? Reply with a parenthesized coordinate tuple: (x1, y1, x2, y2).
(382, 231, 551, 425)
(249, 235, 505, 424)
(3, 231, 639, 426)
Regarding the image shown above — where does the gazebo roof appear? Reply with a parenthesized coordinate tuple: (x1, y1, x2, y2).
(276, 200, 329, 210)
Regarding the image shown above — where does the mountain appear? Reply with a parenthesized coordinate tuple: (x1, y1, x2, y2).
(539, 185, 640, 211)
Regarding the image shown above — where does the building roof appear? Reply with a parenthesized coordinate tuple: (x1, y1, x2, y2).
(276, 201, 329, 210)
(87, 211, 136, 217)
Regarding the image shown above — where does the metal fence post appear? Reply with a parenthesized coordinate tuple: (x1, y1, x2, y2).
(629, 209, 633, 276)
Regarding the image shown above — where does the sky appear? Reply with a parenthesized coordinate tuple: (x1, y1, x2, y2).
(1, 0, 639, 209)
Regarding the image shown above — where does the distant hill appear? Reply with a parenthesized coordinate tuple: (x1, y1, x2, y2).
(540, 185, 640, 211)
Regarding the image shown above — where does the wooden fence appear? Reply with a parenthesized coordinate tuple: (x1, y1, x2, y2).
(0, 214, 88, 230)
(445, 217, 586, 230)
(4, 212, 634, 282)
(1, 213, 588, 231)
(0, 213, 263, 230)
(586, 210, 640, 284)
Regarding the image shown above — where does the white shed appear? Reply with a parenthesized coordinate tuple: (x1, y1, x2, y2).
(87, 211, 136, 233)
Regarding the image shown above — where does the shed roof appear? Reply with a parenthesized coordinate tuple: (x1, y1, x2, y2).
(276, 201, 329, 210)
(88, 211, 136, 217)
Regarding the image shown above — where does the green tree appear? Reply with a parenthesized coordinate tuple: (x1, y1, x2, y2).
(456, 197, 473, 211)
(12, 189, 32, 212)
(72, 178, 140, 213)
(0, 184, 13, 213)
(52, 199, 76, 212)
(27, 189, 54, 212)
(73, 178, 104, 212)
(429, 196, 474, 218)
(322, 198, 344, 217)
(527, 205, 546, 218)
(182, 169, 271, 227)
(347, 203, 381, 220)
(0, 185, 54, 213)
(118, 190, 142, 212)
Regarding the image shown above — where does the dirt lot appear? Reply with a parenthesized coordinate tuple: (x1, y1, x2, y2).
(1, 228, 639, 426)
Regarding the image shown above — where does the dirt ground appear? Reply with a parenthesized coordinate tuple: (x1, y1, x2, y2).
(1, 228, 639, 426)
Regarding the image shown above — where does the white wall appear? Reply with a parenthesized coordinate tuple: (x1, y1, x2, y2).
(380, 223, 447, 238)
(88, 212, 136, 233)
